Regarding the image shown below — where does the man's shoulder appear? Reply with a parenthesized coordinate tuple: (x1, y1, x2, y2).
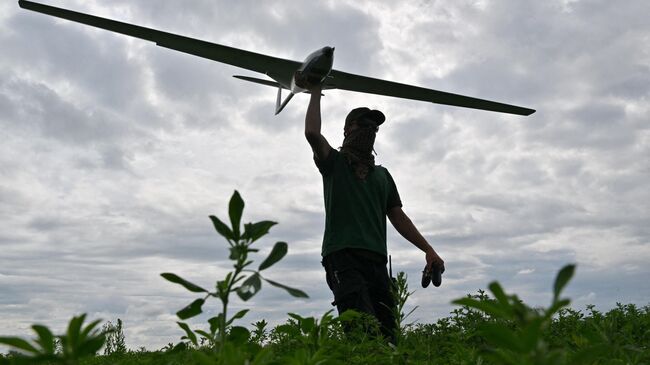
(374, 164, 391, 175)
(314, 147, 341, 175)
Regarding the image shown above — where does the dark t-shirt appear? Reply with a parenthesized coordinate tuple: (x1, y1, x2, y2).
(315, 148, 402, 258)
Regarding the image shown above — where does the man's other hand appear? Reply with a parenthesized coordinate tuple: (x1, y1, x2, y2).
(426, 248, 445, 274)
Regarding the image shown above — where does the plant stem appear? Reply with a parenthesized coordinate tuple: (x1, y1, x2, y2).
(218, 242, 248, 355)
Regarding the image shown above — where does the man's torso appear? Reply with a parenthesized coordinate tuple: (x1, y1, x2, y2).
(315, 148, 401, 257)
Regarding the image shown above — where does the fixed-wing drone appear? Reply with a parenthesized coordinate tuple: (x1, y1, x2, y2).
(18, 0, 535, 116)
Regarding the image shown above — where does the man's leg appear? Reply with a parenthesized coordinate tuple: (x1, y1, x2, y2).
(322, 250, 378, 334)
(323, 250, 375, 314)
(369, 263, 397, 344)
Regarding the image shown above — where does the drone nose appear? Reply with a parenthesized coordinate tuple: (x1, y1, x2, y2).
(323, 46, 335, 57)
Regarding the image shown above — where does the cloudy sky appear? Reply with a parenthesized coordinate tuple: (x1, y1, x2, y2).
(1, 0, 649, 352)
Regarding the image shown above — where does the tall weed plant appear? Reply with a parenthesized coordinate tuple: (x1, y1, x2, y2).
(160, 191, 308, 362)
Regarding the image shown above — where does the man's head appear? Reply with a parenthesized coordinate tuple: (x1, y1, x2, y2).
(340, 107, 385, 180)
(344, 107, 385, 137)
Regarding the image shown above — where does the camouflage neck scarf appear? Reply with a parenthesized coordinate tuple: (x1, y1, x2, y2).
(340, 126, 377, 181)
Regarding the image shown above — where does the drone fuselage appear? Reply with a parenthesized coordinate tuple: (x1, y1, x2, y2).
(290, 46, 334, 93)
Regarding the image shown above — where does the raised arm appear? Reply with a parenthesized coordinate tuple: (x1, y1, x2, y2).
(304, 84, 331, 161)
(387, 206, 444, 271)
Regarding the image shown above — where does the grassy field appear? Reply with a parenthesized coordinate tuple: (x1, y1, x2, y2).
(2, 273, 648, 364)
(2, 192, 648, 364)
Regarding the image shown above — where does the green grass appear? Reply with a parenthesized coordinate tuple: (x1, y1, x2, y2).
(3, 299, 647, 365)
(2, 192, 648, 364)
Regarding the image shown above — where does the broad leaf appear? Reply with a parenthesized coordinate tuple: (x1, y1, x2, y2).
(242, 221, 277, 243)
(288, 312, 304, 321)
(67, 314, 86, 348)
(79, 319, 103, 341)
(216, 279, 230, 301)
(194, 330, 213, 340)
(176, 298, 205, 320)
(452, 298, 509, 319)
(161, 273, 208, 293)
(263, 278, 309, 298)
(193, 351, 219, 365)
(76, 335, 106, 357)
(258, 241, 288, 271)
(251, 347, 274, 365)
(491, 348, 521, 365)
(229, 191, 245, 240)
(0, 337, 39, 354)
(31, 325, 55, 354)
(479, 323, 524, 352)
(488, 282, 512, 311)
(227, 326, 250, 345)
(546, 298, 572, 318)
(229, 245, 246, 261)
(209, 215, 235, 241)
(553, 264, 576, 302)
(208, 314, 223, 335)
(288, 312, 316, 334)
(520, 317, 546, 352)
(236, 273, 262, 301)
(177, 322, 198, 346)
(226, 309, 250, 326)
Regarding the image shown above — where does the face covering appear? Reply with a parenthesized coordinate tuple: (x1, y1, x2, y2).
(340, 125, 377, 181)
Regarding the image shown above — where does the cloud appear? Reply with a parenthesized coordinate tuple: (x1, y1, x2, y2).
(1, 0, 649, 353)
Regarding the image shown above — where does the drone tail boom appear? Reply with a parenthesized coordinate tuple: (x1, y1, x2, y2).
(233, 75, 286, 89)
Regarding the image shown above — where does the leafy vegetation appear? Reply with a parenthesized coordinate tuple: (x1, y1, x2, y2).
(160, 190, 308, 361)
(101, 319, 126, 356)
(0, 314, 109, 365)
(2, 191, 648, 364)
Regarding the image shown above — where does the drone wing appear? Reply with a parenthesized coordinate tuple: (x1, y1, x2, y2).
(18, 0, 300, 87)
(19, 0, 535, 116)
(327, 70, 535, 116)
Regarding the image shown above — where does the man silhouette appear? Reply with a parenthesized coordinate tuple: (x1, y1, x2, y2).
(304, 83, 445, 343)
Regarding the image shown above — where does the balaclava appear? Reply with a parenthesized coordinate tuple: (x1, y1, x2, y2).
(340, 108, 385, 181)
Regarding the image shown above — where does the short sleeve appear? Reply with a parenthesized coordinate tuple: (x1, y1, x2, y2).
(385, 169, 402, 210)
(314, 147, 337, 176)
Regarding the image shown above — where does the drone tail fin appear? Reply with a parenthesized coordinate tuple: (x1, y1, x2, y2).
(275, 87, 295, 115)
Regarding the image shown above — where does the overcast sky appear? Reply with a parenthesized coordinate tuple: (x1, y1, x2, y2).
(1, 0, 649, 352)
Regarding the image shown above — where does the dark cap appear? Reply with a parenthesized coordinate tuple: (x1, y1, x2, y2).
(345, 107, 385, 127)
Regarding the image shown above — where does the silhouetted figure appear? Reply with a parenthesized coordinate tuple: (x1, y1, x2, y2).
(304, 83, 445, 344)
